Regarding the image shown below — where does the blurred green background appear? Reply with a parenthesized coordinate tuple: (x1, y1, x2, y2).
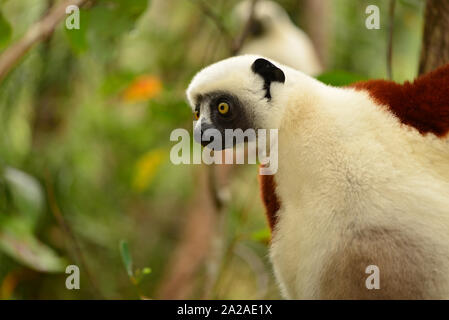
(0, 0, 424, 299)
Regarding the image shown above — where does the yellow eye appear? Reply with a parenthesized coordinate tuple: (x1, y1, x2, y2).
(193, 110, 200, 120)
(217, 102, 229, 114)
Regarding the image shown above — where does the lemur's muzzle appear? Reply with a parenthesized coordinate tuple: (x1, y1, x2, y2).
(194, 122, 223, 149)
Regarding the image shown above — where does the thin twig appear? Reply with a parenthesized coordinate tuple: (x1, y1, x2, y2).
(231, 0, 259, 55)
(190, 0, 258, 56)
(0, 0, 90, 83)
(387, 0, 396, 80)
(189, 0, 232, 47)
(44, 170, 104, 299)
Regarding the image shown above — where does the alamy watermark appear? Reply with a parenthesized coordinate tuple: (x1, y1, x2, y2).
(66, 5, 80, 30)
(365, 265, 380, 290)
(65, 265, 80, 290)
(170, 125, 278, 175)
(366, 5, 380, 29)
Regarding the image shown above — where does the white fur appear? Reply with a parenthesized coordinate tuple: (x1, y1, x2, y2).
(186, 55, 449, 299)
(233, 0, 323, 75)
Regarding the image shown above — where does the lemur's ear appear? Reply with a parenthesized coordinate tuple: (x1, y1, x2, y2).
(251, 58, 285, 100)
(251, 58, 285, 83)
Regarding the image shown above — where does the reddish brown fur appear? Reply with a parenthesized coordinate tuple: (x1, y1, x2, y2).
(258, 167, 280, 233)
(350, 63, 449, 137)
(257, 65, 449, 234)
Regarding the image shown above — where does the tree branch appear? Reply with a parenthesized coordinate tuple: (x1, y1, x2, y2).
(189, 0, 232, 47)
(419, 0, 449, 75)
(231, 0, 258, 55)
(190, 0, 258, 56)
(387, 0, 396, 80)
(0, 0, 89, 83)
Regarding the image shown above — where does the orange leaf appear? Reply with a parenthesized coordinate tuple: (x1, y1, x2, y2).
(132, 149, 166, 192)
(123, 75, 162, 103)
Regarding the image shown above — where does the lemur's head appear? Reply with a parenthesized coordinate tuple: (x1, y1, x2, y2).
(186, 55, 295, 150)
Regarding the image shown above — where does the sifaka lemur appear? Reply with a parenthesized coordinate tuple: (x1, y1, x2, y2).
(186, 55, 449, 299)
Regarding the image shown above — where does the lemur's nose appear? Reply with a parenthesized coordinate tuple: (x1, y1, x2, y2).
(193, 122, 215, 146)
(200, 123, 214, 137)
(200, 123, 216, 147)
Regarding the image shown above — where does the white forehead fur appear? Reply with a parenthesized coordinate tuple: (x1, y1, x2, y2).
(187, 55, 263, 106)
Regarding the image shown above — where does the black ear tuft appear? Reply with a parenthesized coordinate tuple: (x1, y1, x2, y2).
(251, 58, 285, 84)
(251, 58, 285, 100)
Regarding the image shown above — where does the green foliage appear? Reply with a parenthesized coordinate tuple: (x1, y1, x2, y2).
(3, 167, 44, 227)
(316, 71, 368, 87)
(76, 0, 148, 60)
(65, 12, 88, 53)
(119, 240, 133, 278)
(0, 166, 66, 273)
(0, 10, 11, 49)
(0, 219, 67, 273)
(250, 228, 270, 244)
(119, 240, 151, 291)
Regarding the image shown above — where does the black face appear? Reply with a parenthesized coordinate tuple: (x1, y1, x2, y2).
(193, 91, 255, 150)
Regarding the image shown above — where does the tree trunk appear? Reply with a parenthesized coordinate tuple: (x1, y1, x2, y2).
(297, 0, 331, 68)
(418, 0, 449, 75)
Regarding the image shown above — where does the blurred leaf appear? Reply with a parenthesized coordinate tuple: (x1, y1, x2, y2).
(86, 0, 149, 62)
(119, 240, 133, 278)
(0, 10, 11, 49)
(101, 71, 135, 96)
(316, 70, 368, 87)
(65, 9, 89, 53)
(119, 240, 152, 288)
(132, 149, 166, 192)
(117, 0, 150, 17)
(123, 75, 163, 103)
(250, 228, 270, 244)
(133, 267, 152, 285)
(147, 90, 192, 125)
(399, 0, 423, 9)
(1, 269, 19, 300)
(0, 269, 34, 300)
(0, 217, 67, 273)
(142, 267, 152, 275)
(3, 167, 44, 227)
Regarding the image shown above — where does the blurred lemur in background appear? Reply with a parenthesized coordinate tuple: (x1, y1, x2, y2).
(234, 0, 323, 75)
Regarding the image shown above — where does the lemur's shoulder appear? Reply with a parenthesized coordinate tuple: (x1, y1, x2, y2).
(350, 64, 449, 138)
